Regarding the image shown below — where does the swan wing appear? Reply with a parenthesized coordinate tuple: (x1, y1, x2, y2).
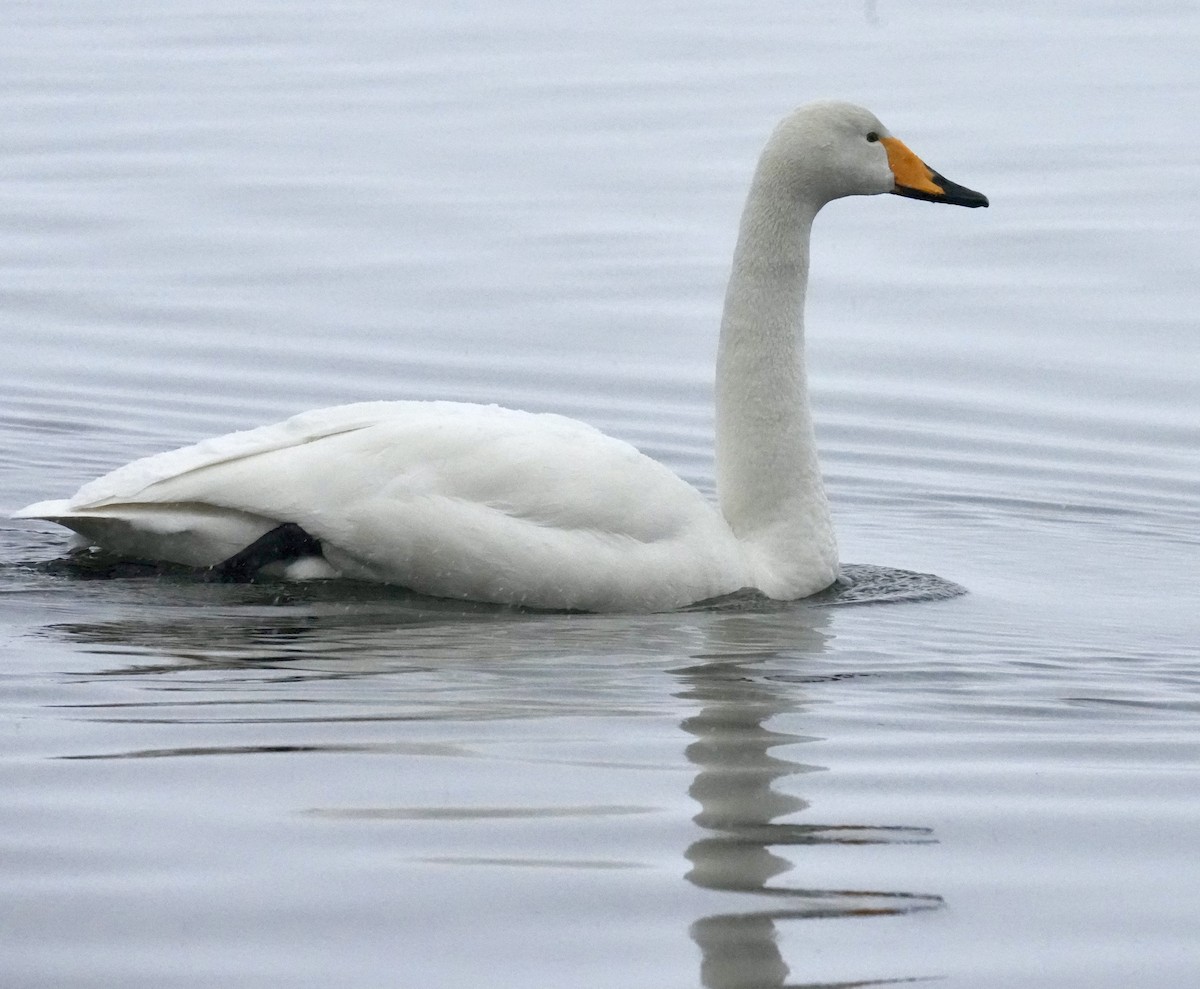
(19, 402, 746, 610)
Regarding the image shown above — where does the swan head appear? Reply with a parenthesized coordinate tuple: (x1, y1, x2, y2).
(762, 101, 989, 210)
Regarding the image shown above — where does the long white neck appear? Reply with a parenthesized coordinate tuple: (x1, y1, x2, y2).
(714, 152, 838, 597)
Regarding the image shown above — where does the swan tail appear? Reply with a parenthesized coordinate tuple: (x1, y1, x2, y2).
(13, 500, 279, 569)
(11, 499, 72, 520)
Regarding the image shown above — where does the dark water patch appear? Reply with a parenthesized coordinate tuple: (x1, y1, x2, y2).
(417, 855, 646, 870)
(61, 742, 366, 760)
(700, 823, 937, 847)
(690, 888, 945, 922)
(58, 740, 469, 760)
(815, 565, 966, 606)
(306, 803, 658, 821)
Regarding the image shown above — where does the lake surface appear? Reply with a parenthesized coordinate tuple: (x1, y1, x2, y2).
(2, 1, 1198, 986)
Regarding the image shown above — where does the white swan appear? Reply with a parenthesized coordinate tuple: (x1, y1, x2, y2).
(14, 101, 987, 612)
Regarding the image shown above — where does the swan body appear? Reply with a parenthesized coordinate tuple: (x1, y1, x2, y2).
(14, 101, 987, 612)
(19, 402, 754, 611)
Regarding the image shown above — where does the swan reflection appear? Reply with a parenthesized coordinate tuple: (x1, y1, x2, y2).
(678, 614, 941, 988)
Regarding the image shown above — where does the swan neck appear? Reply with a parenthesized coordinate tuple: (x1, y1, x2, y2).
(714, 166, 835, 595)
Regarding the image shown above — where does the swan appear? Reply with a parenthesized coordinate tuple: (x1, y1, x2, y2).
(14, 101, 987, 612)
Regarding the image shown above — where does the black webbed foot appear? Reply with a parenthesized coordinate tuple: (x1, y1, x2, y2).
(206, 523, 323, 583)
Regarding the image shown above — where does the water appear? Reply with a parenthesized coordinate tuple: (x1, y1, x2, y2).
(2, 1, 1198, 986)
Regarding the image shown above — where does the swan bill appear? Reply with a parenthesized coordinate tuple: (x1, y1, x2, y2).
(881, 136, 989, 208)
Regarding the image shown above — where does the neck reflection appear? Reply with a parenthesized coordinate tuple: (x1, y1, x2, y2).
(674, 610, 941, 989)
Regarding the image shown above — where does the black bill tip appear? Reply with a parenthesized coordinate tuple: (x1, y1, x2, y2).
(893, 169, 989, 208)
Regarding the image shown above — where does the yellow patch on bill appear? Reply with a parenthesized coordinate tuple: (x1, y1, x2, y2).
(881, 137, 944, 197)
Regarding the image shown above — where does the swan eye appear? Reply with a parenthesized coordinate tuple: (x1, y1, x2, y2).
(866, 131, 880, 143)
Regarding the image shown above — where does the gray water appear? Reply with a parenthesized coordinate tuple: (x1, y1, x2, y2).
(2, 1, 1198, 987)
